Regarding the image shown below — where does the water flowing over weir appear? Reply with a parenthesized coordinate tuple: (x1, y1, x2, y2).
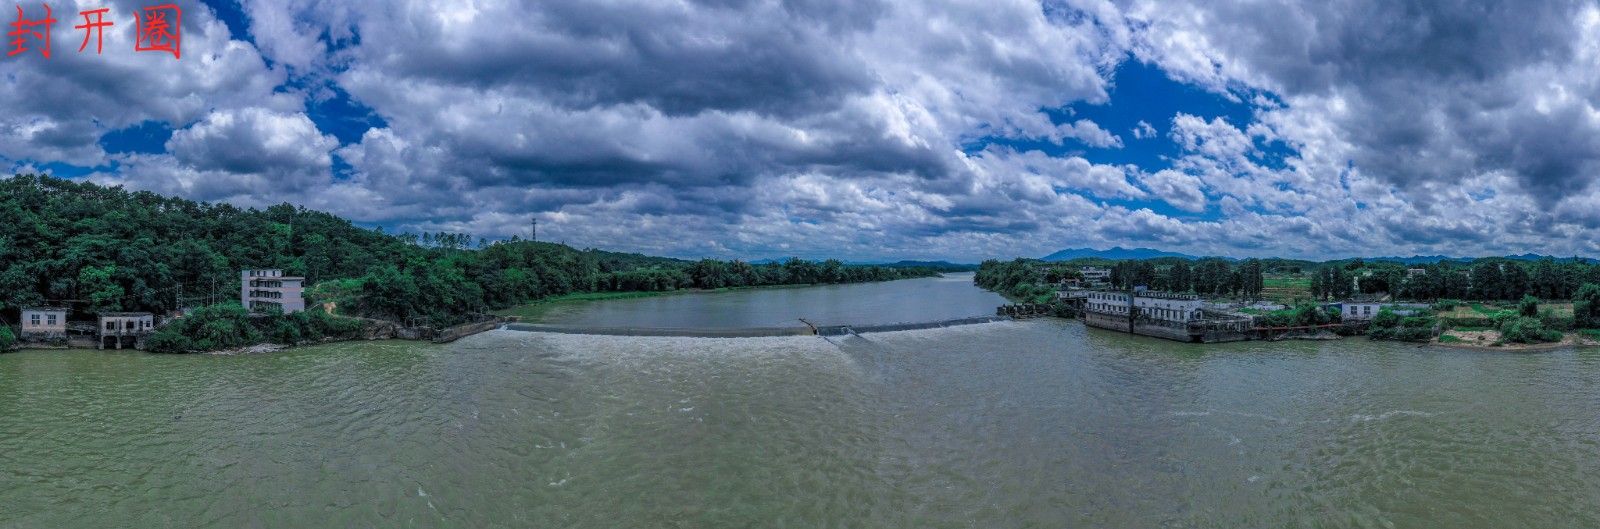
(503, 315, 1013, 338)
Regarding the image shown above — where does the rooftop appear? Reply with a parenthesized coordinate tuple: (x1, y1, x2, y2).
(98, 312, 154, 317)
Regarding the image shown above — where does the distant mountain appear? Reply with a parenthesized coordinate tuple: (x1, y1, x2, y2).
(1040, 247, 1227, 262)
(1504, 253, 1592, 262)
(1367, 254, 1592, 264)
(879, 260, 978, 271)
(1366, 255, 1477, 265)
(746, 257, 975, 269)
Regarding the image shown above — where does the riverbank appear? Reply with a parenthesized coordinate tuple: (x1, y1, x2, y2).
(1432, 330, 1600, 352)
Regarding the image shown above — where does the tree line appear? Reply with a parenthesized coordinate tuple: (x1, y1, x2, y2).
(976, 257, 1267, 300)
(0, 174, 940, 349)
(1306, 257, 1600, 302)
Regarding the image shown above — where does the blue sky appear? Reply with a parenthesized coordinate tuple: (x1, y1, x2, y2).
(5, 0, 1600, 262)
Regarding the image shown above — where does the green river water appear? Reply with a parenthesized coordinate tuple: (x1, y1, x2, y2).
(4, 274, 1600, 528)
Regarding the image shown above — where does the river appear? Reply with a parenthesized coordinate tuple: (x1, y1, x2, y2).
(4, 273, 1600, 527)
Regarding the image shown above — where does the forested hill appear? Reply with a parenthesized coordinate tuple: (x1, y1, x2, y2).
(0, 174, 938, 326)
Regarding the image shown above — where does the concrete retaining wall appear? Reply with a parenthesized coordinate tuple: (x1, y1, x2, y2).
(815, 316, 1010, 336)
(1200, 331, 1250, 343)
(433, 318, 511, 343)
(1133, 321, 1194, 342)
(1085, 311, 1132, 333)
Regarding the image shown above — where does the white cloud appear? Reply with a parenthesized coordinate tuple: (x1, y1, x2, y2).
(13, 0, 1600, 261)
(1132, 120, 1157, 139)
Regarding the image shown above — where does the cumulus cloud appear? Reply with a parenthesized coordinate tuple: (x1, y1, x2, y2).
(10, 0, 1600, 261)
(1132, 120, 1157, 139)
(1124, 0, 1600, 256)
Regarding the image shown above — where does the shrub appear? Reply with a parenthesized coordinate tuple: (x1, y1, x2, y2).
(1049, 301, 1079, 318)
(1371, 309, 1401, 329)
(1489, 310, 1520, 329)
(1400, 316, 1437, 329)
(1438, 334, 1463, 343)
(147, 303, 366, 353)
(1499, 316, 1562, 344)
(1539, 310, 1574, 332)
(0, 326, 15, 352)
(1392, 326, 1435, 342)
(1519, 295, 1539, 318)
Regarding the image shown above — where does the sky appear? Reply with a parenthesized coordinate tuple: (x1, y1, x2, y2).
(5, 0, 1600, 262)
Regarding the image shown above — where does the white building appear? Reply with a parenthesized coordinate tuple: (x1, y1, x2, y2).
(1342, 302, 1382, 321)
(241, 269, 307, 313)
(1080, 266, 1112, 286)
(1133, 291, 1205, 323)
(98, 312, 154, 349)
(19, 307, 68, 340)
(1086, 290, 1206, 321)
(1085, 290, 1131, 314)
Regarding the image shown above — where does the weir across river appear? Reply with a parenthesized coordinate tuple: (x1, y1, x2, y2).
(504, 315, 1012, 338)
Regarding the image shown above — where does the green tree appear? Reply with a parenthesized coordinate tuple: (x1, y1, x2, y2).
(1169, 260, 1192, 293)
(1574, 283, 1600, 329)
(78, 265, 124, 312)
(0, 326, 15, 352)
(1519, 294, 1539, 318)
(1503, 262, 1530, 299)
(1242, 259, 1264, 299)
(1472, 262, 1505, 300)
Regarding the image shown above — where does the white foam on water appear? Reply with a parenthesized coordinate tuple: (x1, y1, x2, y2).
(518, 332, 869, 379)
(847, 319, 1031, 339)
(1352, 410, 1434, 422)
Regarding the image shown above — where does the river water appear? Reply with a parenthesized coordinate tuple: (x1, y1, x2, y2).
(534, 273, 1011, 328)
(4, 274, 1600, 527)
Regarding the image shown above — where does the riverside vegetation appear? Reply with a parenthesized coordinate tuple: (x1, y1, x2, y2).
(975, 256, 1600, 346)
(0, 174, 940, 353)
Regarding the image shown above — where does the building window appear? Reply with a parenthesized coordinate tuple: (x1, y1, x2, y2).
(30, 314, 40, 325)
(47, 315, 56, 325)
(105, 321, 114, 330)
